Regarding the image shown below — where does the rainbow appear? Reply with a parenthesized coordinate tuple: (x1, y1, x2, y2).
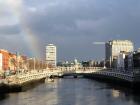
(6, 0, 41, 58)
(21, 25, 40, 58)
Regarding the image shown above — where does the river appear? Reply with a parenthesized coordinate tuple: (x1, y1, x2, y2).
(0, 78, 140, 105)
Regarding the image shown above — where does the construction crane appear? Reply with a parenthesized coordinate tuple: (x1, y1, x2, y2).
(92, 42, 105, 45)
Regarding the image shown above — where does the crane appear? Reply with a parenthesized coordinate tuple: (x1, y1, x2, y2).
(92, 42, 105, 45)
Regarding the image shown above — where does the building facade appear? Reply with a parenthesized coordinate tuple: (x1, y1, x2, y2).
(0, 49, 10, 70)
(46, 44, 57, 67)
(0, 53, 2, 70)
(117, 51, 129, 70)
(105, 40, 134, 67)
(118, 51, 140, 71)
(0, 49, 27, 71)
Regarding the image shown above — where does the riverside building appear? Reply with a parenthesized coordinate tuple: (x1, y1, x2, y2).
(105, 40, 134, 67)
(0, 49, 27, 71)
(46, 44, 57, 67)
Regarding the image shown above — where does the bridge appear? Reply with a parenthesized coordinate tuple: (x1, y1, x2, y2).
(5, 67, 140, 86)
(1, 66, 140, 93)
(46, 67, 104, 78)
(47, 67, 140, 84)
(4, 67, 104, 85)
(83, 68, 140, 85)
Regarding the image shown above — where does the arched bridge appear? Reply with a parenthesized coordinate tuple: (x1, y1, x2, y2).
(46, 67, 104, 78)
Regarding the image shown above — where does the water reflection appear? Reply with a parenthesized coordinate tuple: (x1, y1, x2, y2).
(112, 89, 120, 98)
(0, 78, 140, 105)
(0, 94, 9, 101)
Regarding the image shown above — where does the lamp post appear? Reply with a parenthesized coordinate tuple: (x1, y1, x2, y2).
(103, 59, 106, 69)
(16, 52, 19, 75)
(34, 57, 35, 71)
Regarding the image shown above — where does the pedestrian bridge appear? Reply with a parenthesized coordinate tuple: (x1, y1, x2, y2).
(6, 67, 140, 85)
(46, 67, 104, 78)
(5, 67, 104, 84)
(46, 67, 140, 83)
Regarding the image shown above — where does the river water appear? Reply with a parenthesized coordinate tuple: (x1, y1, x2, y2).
(0, 78, 140, 105)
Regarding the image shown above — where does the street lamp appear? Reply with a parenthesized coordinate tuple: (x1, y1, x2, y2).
(34, 57, 36, 71)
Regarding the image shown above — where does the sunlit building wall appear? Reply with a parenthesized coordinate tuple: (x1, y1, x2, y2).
(0, 49, 10, 70)
(105, 40, 134, 67)
(0, 53, 2, 70)
(46, 44, 57, 67)
(0, 49, 27, 71)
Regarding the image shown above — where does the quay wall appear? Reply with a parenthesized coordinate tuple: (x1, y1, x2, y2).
(0, 78, 45, 93)
(0, 69, 63, 93)
(83, 73, 140, 89)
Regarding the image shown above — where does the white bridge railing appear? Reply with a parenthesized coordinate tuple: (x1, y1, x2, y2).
(45, 67, 104, 75)
(5, 67, 104, 84)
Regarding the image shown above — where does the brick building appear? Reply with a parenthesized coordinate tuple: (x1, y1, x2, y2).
(0, 49, 27, 71)
(0, 49, 10, 70)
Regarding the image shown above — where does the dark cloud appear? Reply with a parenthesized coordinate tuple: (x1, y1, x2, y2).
(1, 0, 140, 60)
(0, 34, 29, 56)
(24, 0, 140, 37)
(0, 24, 21, 35)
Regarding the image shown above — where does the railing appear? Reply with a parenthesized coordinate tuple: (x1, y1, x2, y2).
(2, 67, 106, 85)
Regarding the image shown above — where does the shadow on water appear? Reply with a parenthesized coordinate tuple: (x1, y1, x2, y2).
(1, 78, 140, 105)
(109, 83, 140, 104)
(55, 78, 101, 105)
(0, 94, 9, 101)
(46, 77, 140, 105)
(22, 79, 45, 92)
(0, 79, 45, 103)
(87, 78, 140, 104)
(55, 78, 76, 105)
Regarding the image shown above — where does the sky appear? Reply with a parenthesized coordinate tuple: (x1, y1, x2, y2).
(0, 0, 140, 61)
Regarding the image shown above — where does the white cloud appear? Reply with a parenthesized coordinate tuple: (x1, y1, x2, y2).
(6, 0, 22, 10)
(0, 0, 23, 26)
(28, 7, 37, 12)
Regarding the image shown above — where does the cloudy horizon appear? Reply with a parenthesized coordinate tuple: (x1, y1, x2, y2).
(0, 0, 140, 61)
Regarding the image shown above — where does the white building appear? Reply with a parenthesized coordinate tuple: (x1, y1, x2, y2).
(46, 44, 57, 67)
(117, 52, 127, 70)
(105, 40, 134, 67)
